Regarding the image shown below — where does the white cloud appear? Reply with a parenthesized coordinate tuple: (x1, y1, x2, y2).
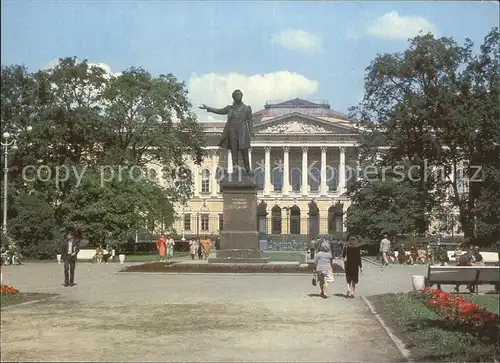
(366, 11, 437, 40)
(270, 29, 321, 53)
(188, 71, 319, 121)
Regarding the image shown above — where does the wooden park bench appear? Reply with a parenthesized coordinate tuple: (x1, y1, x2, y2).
(425, 265, 500, 293)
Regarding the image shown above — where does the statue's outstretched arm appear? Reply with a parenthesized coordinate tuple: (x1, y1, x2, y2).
(199, 104, 230, 115)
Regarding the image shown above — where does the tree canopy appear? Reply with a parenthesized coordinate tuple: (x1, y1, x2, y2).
(1, 57, 206, 255)
(347, 28, 500, 245)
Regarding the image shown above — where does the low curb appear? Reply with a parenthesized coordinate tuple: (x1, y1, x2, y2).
(362, 296, 413, 363)
(1, 295, 60, 311)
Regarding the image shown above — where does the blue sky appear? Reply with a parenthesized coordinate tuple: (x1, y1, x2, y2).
(2, 1, 498, 120)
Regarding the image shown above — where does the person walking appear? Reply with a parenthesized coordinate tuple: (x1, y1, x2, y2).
(60, 230, 80, 287)
(197, 238, 203, 260)
(189, 239, 198, 260)
(166, 235, 175, 261)
(379, 234, 391, 266)
(313, 243, 334, 298)
(156, 234, 167, 262)
(202, 236, 211, 259)
(343, 235, 363, 298)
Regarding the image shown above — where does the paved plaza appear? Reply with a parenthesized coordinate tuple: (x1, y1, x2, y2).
(0, 258, 427, 362)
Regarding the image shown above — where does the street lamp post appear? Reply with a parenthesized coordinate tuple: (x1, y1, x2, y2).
(2, 132, 18, 237)
(2, 127, 32, 239)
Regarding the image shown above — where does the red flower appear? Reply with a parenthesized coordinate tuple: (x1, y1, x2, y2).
(461, 303, 479, 315)
(0, 284, 19, 295)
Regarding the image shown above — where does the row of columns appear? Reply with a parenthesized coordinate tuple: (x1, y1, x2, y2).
(193, 146, 350, 197)
(259, 146, 347, 196)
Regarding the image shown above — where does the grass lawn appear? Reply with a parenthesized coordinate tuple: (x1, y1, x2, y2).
(369, 293, 499, 362)
(1, 292, 58, 308)
(263, 251, 307, 262)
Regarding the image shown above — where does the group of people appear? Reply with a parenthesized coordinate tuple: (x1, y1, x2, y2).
(156, 234, 175, 262)
(313, 235, 363, 299)
(188, 237, 212, 260)
(380, 235, 441, 266)
(92, 244, 113, 263)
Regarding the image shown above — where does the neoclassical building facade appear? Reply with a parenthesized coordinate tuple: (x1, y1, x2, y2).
(169, 99, 361, 240)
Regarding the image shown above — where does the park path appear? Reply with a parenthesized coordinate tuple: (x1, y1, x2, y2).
(0, 261, 415, 362)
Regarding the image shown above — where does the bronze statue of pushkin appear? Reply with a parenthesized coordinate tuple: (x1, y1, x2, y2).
(200, 89, 253, 174)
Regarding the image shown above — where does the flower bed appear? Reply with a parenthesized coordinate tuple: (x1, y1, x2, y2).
(415, 288, 499, 340)
(1, 284, 19, 295)
(122, 262, 345, 274)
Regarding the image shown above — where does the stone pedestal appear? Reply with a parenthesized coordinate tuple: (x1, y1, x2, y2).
(208, 173, 269, 264)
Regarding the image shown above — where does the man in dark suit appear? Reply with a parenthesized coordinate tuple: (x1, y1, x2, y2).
(60, 231, 80, 287)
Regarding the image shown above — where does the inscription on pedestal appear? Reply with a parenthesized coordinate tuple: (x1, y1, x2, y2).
(229, 198, 248, 210)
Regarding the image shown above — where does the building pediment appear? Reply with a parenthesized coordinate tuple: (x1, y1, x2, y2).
(254, 113, 356, 135)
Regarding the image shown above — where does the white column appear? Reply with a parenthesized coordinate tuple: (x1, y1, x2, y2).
(193, 165, 200, 197)
(320, 146, 327, 195)
(301, 146, 308, 195)
(248, 148, 252, 172)
(227, 150, 233, 174)
(264, 147, 271, 195)
(283, 146, 290, 195)
(211, 151, 218, 197)
(339, 147, 346, 192)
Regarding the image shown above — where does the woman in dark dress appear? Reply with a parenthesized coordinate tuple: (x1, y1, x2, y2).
(342, 235, 363, 298)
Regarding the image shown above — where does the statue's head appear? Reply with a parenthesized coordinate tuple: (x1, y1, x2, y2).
(232, 89, 243, 103)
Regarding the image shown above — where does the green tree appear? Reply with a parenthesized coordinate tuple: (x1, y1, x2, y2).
(1, 57, 206, 254)
(349, 28, 500, 244)
(346, 166, 424, 241)
(9, 193, 61, 258)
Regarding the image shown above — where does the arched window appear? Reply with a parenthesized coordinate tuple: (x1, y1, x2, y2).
(290, 205, 301, 234)
(254, 168, 265, 190)
(326, 166, 337, 192)
(328, 204, 344, 234)
(271, 205, 282, 234)
(272, 167, 283, 191)
(309, 167, 320, 192)
(201, 169, 210, 193)
(257, 201, 268, 235)
(290, 167, 302, 192)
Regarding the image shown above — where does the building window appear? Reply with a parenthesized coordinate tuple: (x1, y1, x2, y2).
(201, 169, 210, 193)
(271, 206, 282, 234)
(216, 167, 227, 183)
(254, 168, 265, 190)
(290, 167, 301, 192)
(200, 214, 209, 231)
(218, 213, 224, 231)
(309, 167, 320, 192)
(272, 167, 283, 191)
(183, 214, 191, 231)
(326, 166, 337, 192)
